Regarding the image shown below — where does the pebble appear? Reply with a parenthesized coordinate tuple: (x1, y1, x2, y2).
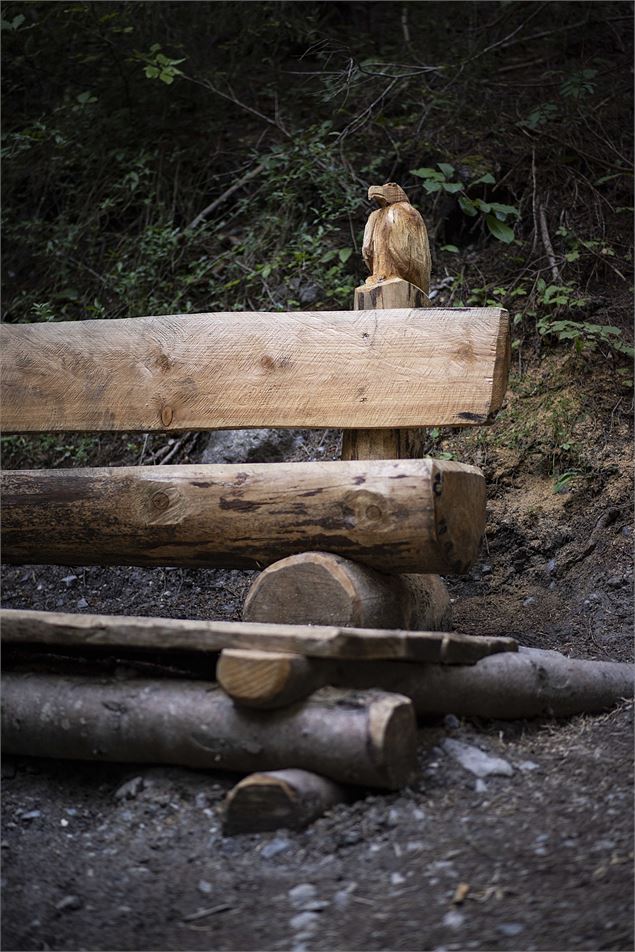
(197, 879, 212, 895)
(442, 910, 465, 929)
(19, 810, 42, 821)
(114, 777, 144, 801)
(290, 911, 319, 932)
(474, 779, 488, 793)
(76, 597, 89, 610)
(443, 714, 460, 730)
(607, 576, 622, 588)
(518, 760, 540, 772)
(497, 922, 524, 937)
(547, 559, 557, 575)
(481, 563, 492, 575)
(194, 792, 209, 809)
(522, 596, 536, 607)
(442, 739, 514, 778)
(61, 574, 78, 587)
(261, 837, 290, 859)
(56, 894, 82, 913)
(391, 872, 406, 885)
(289, 884, 315, 907)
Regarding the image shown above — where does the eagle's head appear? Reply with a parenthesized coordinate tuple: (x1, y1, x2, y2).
(368, 182, 409, 207)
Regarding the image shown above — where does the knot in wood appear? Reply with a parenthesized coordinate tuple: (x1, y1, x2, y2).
(151, 491, 171, 512)
(160, 406, 173, 427)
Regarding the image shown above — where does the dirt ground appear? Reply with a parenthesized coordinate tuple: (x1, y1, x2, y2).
(1, 388, 634, 952)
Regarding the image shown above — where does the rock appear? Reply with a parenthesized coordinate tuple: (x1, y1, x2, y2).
(19, 810, 42, 821)
(194, 792, 209, 809)
(197, 880, 212, 895)
(333, 883, 357, 910)
(201, 429, 302, 465)
(442, 910, 465, 929)
(61, 574, 78, 587)
(298, 283, 323, 306)
(114, 777, 144, 801)
(607, 576, 623, 588)
(497, 923, 524, 937)
(518, 760, 540, 772)
(442, 739, 514, 778)
(76, 597, 89, 610)
(391, 872, 406, 885)
(474, 779, 487, 793)
(290, 911, 320, 932)
(443, 714, 460, 730)
(522, 596, 536, 607)
(56, 894, 82, 913)
(481, 564, 492, 575)
(261, 837, 290, 859)
(289, 884, 317, 910)
(547, 559, 557, 575)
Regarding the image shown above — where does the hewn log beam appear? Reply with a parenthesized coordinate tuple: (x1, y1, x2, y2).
(0, 608, 517, 663)
(1, 673, 416, 789)
(243, 552, 451, 630)
(0, 307, 509, 433)
(1, 458, 486, 573)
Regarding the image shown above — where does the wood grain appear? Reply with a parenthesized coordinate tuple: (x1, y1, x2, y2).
(242, 552, 451, 630)
(0, 308, 509, 432)
(1, 458, 486, 573)
(0, 608, 518, 662)
(223, 769, 346, 833)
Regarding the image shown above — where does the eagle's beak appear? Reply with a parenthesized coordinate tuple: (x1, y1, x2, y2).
(368, 185, 387, 205)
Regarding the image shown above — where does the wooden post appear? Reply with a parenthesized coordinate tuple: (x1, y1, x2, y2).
(243, 552, 451, 630)
(1, 672, 417, 789)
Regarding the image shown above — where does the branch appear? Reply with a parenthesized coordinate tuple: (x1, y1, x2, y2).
(187, 162, 266, 231)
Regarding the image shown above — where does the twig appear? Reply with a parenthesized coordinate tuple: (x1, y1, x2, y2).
(187, 162, 266, 231)
(538, 202, 561, 283)
(531, 148, 538, 254)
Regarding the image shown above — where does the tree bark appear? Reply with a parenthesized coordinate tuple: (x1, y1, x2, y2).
(223, 769, 346, 833)
(243, 552, 451, 630)
(1, 672, 417, 789)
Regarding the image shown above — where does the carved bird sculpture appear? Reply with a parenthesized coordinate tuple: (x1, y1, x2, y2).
(362, 183, 431, 295)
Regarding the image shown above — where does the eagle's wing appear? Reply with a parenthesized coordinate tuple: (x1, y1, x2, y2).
(362, 209, 379, 274)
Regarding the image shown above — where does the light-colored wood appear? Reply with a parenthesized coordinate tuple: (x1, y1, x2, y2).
(353, 276, 430, 311)
(218, 648, 635, 715)
(218, 650, 326, 708)
(0, 307, 509, 432)
(243, 552, 451, 630)
(363, 184, 431, 293)
(1, 673, 417, 789)
(1, 458, 486, 573)
(0, 608, 518, 663)
(223, 769, 346, 833)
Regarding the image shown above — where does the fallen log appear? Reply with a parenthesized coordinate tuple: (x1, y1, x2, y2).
(218, 646, 634, 717)
(0, 673, 416, 789)
(223, 769, 346, 833)
(1, 458, 485, 574)
(243, 552, 451, 630)
(0, 608, 516, 663)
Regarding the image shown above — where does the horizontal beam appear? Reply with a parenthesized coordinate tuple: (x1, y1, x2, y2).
(0, 609, 518, 663)
(1, 458, 486, 573)
(0, 307, 509, 432)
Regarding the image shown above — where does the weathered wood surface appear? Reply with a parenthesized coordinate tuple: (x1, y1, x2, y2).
(218, 649, 327, 708)
(0, 307, 509, 432)
(219, 647, 635, 716)
(354, 276, 430, 312)
(1, 458, 486, 573)
(1, 673, 417, 789)
(243, 552, 451, 630)
(223, 769, 346, 833)
(0, 608, 518, 663)
(362, 184, 432, 293)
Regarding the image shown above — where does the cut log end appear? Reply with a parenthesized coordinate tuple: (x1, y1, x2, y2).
(217, 649, 322, 709)
(223, 769, 346, 834)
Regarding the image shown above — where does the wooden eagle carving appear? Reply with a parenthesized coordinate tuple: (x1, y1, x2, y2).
(362, 183, 431, 295)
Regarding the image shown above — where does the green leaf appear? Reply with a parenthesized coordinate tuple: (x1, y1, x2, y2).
(144, 65, 159, 79)
(159, 71, 175, 84)
(473, 199, 491, 213)
(565, 249, 580, 262)
(442, 182, 463, 194)
(437, 162, 455, 178)
(423, 180, 442, 193)
(486, 215, 514, 243)
(441, 244, 460, 254)
(472, 172, 496, 185)
(338, 248, 353, 263)
(410, 167, 442, 180)
(488, 202, 520, 219)
(458, 196, 478, 217)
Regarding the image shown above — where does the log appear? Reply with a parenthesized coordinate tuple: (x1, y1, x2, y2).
(223, 769, 346, 833)
(0, 673, 417, 789)
(353, 276, 430, 312)
(0, 307, 510, 433)
(242, 552, 452, 630)
(1, 458, 486, 574)
(0, 608, 517, 663)
(217, 650, 323, 709)
(220, 647, 634, 717)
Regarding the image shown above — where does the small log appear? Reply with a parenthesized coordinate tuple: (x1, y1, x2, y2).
(218, 647, 634, 717)
(243, 552, 451, 630)
(0, 608, 517, 663)
(353, 276, 430, 312)
(217, 650, 322, 709)
(1, 673, 416, 789)
(223, 769, 346, 833)
(1, 458, 486, 574)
